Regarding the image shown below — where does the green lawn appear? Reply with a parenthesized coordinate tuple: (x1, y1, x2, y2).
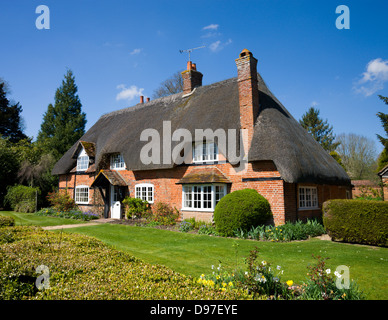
(63, 224, 388, 300)
(0, 211, 88, 227)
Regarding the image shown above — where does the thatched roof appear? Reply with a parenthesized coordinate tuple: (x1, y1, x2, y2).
(52, 73, 350, 186)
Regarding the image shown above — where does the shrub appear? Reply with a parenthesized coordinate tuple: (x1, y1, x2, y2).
(46, 189, 77, 212)
(150, 202, 180, 226)
(4, 185, 40, 213)
(214, 189, 272, 237)
(0, 216, 15, 228)
(0, 226, 249, 300)
(122, 197, 151, 219)
(323, 199, 388, 246)
(36, 208, 99, 221)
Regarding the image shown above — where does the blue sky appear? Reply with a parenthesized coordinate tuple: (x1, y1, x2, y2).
(1, 0, 387, 155)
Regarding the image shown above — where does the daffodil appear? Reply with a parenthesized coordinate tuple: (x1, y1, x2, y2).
(286, 280, 293, 287)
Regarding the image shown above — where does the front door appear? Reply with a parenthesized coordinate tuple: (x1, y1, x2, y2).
(110, 185, 121, 219)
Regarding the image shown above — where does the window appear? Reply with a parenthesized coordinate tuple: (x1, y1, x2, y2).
(193, 142, 218, 163)
(110, 153, 125, 170)
(75, 186, 89, 204)
(135, 183, 154, 203)
(299, 186, 318, 209)
(77, 148, 89, 171)
(182, 184, 227, 211)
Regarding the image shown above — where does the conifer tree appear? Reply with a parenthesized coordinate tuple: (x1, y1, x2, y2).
(37, 70, 86, 161)
(299, 107, 339, 152)
(0, 81, 27, 142)
(376, 95, 388, 170)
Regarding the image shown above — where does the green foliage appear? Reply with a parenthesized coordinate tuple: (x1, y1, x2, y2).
(198, 248, 364, 300)
(0, 82, 27, 143)
(36, 208, 99, 221)
(46, 189, 77, 212)
(299, 107, 339, 152)
(299, 255, 365, 300)
(149, 202, 180, 226)
(0, 226, 249, 300)
(37, 70, 86, 161)
(214, 189, 272, 237)
(4, 185, 39, 213)
(234, 220, 326, 242)
(0, 216, 15, 227)
(122, 196, 151, 219)
(323, 199, 388, 246)
(179, 218, 210, 233)
(0, 137, 20, 206)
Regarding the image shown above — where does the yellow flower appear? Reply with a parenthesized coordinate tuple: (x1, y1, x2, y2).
(221, 288, 226, 292)
(222, 282, 227, 287)
(228, 281, 233, 287)
(286, 280, 293, 287)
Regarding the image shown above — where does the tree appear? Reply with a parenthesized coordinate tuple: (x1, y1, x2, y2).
(152, 70, 183, 99)
(376, 95, 388, 170)
(0, 81, 27, 142)
(0, 136, 20, 206)
(336, 133, 378, 181)
(299, 107, 339, 152)
(37, 70, 86, 161)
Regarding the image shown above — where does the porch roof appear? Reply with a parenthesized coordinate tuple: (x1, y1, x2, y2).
(90, 170, 127, 188)
(177, 167, 231, 184)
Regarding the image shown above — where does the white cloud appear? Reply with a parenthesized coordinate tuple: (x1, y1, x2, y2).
(354, 58, 388, 96)
(311, 101, 319, 107)
(209, 40, 221, 52)
(130, 48, 142, 55)
(116, 84, 144, 102)
(209, 39, 232, 52)
(202, 24, 219, 31)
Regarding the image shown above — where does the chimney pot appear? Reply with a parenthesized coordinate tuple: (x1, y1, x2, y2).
(181, 61, 203, 94)
(146, 97, 150, 102)
(140, 95, 144, 104)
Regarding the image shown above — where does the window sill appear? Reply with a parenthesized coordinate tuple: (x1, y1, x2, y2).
(181, 208, 214, 212)
(298, 207, 320, 211)
(76, 202, 89, 205)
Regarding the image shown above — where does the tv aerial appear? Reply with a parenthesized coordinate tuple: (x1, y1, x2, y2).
(179, 46, 205, 62)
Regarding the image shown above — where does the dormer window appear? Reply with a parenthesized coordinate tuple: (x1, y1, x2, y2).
(110, 153, 125, 170)
(77, 148, 89, 171)
(193, 142, 218, 163)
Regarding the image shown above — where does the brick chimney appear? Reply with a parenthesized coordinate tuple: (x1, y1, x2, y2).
(181, 61, 203, 94)
(235, 49, 259, 148)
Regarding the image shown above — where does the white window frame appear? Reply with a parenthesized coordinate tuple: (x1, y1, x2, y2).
(192, 142, 218, 163)
(75, 185, 89, 204)
(76, 148, 89, 172)
(182, 184, 227, 212)
(110, 153, 126, 170)
(298, 186, 318, 210)
(135, 183, 154, 203)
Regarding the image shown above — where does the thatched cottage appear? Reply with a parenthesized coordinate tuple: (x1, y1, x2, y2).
(52, 49, 351, 225)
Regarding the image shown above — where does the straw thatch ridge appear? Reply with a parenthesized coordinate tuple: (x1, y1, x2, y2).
(52, 73, 350, 186)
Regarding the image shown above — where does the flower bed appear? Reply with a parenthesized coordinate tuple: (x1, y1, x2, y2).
(36, 208, 99, 221)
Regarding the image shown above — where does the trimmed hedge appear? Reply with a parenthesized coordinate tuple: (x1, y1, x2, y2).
(214, 189, 272, 237)
(323, 199, 388, 247)
(0, 216, 15, 227)
(0, 227, 250, 300)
